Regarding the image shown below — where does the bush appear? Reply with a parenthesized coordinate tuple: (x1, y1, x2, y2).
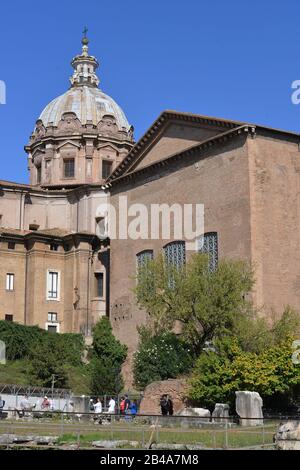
(0, 320, 84, 388)
(133, 330, 193, 389)
(0, 320, 83, 364)
(0, 321, 46, 360)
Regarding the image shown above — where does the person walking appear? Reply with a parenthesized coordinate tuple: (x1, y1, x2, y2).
(130, 400, 138, 418)
(108, 397, 116, 414)
(119, 396, 125, 415)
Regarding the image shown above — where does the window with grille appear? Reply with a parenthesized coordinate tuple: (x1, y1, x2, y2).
(6, 273, 14, 291)
(64, 159, 75, 178)
(5, 314, 13, 322)
(47, 271, 59, 300)
(8, 242, 15, 250)
(136, 250, 154, 272)
(102, 160, 113, 179)
(163, 241, 186, 269)
(197, 232, 218, 272)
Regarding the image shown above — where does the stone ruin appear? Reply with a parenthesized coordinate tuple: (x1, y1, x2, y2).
(212, 403, 230, 423)
(235, 391, 263, 426)
(275, 421, 300, 450)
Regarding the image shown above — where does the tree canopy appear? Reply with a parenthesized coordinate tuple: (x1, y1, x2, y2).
(135, 253, 254, 354)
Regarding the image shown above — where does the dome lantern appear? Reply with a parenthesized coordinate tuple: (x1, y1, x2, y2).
(70, 27, 100, 88)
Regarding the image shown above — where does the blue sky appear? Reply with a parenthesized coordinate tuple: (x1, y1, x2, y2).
(1, 0, 300, 183)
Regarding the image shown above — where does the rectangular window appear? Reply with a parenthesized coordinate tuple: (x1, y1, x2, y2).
(64, 159, 75, 178)
(102, 160, 113, 179)
(5, 314, 13, 322)
(47, 325, 57, 333)
(47, 312, 57, 322)
(8, 242, 15, 250)
(47, 271, 59, 300)
(6, 273, 14, 291)
(95, 272, 104, 297)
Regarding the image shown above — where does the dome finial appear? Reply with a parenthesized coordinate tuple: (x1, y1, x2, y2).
(82, 26, 89, 46)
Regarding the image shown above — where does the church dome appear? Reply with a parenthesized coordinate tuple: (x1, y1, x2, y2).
(26, 31, 134, 188)
(39, 86, 130, 131)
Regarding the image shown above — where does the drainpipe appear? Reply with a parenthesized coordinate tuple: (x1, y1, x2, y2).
(86, 248, 91, 336)
(24, 248, 29, 325)
(19, 191, 23, 229)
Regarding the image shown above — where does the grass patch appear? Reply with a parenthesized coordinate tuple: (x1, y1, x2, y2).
(0, 360, 30, 385)
(56, 425, 276, 448)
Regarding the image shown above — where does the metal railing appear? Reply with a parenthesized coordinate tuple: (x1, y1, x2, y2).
(0, 410, 294, 449)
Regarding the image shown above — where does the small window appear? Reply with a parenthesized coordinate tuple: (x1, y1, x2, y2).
(8, 242, 15, 250)
(102, 160, 113, 179)
(5, 314, 13, 322)
(136, 250, 154, 272)
(47, 271, 59, 300)
(29, 223, 39, 231)
(6, 273, 14, 291)
(64, 159, 75, 178)
(95, 272, 104, 297)
(47, 325, 57, 333)
(50, 243, 59, 251)
(48, 312, 57, 322)
(37, 166, 41, 184)
(197, 232, 218, 272)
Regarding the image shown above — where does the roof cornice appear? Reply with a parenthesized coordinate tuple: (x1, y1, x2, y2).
(107, 110, 300, 183)
(106, 125, 252, 189)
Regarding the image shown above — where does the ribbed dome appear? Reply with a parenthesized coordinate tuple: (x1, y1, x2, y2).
(39, 86, 130, 131)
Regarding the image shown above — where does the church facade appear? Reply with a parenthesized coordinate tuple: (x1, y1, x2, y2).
(1, 36, 300, 380)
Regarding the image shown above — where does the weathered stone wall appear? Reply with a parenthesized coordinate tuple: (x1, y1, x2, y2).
(139, 379, 188, 415)
(247, 135, 300, 318)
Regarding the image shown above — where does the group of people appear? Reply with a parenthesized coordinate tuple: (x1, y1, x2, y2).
(89, 394, 138, 417)
(160, 394, 174, 416)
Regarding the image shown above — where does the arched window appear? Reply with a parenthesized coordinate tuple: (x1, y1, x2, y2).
(136, 250, 154, 271)
(197, 232, 218, 272)
(163, 241, 186, 269)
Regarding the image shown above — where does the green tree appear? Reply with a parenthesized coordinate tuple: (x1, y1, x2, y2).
(90, 317, 127, 395)
(135, 253, 254, 355)
(189, 336, 300, 410)
(133, 329, 193, 389)
(29, 336, 68, 388)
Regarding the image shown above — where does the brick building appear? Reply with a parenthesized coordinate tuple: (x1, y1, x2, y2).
(1, 35, 300, 382)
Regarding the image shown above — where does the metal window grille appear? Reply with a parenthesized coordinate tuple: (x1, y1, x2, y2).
(198, 232, 218, 272)
(163, 241, 186, 269)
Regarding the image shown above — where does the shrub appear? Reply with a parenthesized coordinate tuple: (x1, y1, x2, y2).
(133, 329, 193, 389)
